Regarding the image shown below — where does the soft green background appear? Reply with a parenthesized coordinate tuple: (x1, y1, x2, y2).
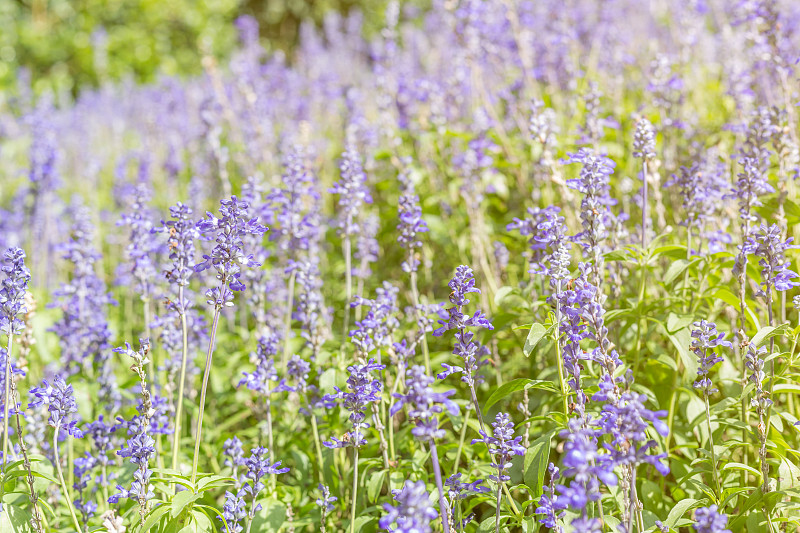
(0, 0, 393, 95)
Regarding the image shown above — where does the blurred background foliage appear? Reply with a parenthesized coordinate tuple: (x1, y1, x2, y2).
(0, 0, 396, 96)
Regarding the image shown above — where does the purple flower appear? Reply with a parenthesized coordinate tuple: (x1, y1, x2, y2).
(693, 505, 731, 533)
(379, 480, 438, 533)
(731, 156, 774, 227)
(564, 149, 616, 269)
(391, 365, 458, 442)
(29, 376, 83, 438)
(218, 490, 246, 533)
(117, 181, 159, 300)
(195, 196, 268, 307)
(507, 206, 562, 275)
(268, 145, 321, 256)
(238, 334, 279, 396)
(73, 452, 98, 526)
(154, 202, 200, 310)
(535, 463, 565, 531)
(471, 412, 526, 483)
(691, 320, 731, 396)
(50, 205, 115, 376)
(241, 446, 289, 519)
(750, 223, 799, 295)
(632, 118, 657, 160)
(316, 483, 337, 512)
(397, 191, 428, 273)
(434, 266, 493, 387)
(330, 142, 373, 237)
(323, 359, 386, 448)
(0, 247, 31, 336)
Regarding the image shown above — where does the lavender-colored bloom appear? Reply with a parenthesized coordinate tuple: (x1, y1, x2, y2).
(29, 376, 83, 438)
(117, 181, 159, 300)
(323, 359, 385, 448)
(472, 412, 526, 483)
(445, 473, 489, 502)
(50, 205, 115, 376)
(316, 483, 337, 512)
(195, 196, 268, 308)
(535, 463, 565, 531)
(290, 259, 328, 357)
(73, 452, 98, 526)
(268, 145, 321, 256)
(693, 505, 731, 533)
(154, 202, 200, 311)
(564, 150, 616, 280)
(397, 191, 428, 273)
(391, 365, 458, 441)
(350, 282, 400, 353)
(84, 416, 117, 486)
(507, 206, 561, 274)
(434, 266, 493, 387)
(223, 436, 245, 468)
(238, 334, 279, 396)
(731, 155, 774, 227)
(0, 247, 31, 336)
(632, 118, 657, 160)
(596, 391, 670, 476)
(379, 480, 438, 533)
(750, 223, 799, 296)
(241, 446, 289, 519)
(330, 142, 373, 237)
(219, 490, 246, 533)
(691, 321, 731, 396)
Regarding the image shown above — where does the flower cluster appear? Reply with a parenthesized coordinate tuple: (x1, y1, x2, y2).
(434, 266, 493, 387)
(195, 196, 268, 307)
(379, 480, 438, 533)
(471, 412, 525, 483)
(323, 359, 385, 448)
(391, 365, 458, 441)
(691, 320, 731, 396)
(29, 375, 83, 438)
(0, 247, 31, 336)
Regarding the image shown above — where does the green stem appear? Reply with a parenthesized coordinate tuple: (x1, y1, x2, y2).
(191, 306, 222, 484)
(310, 413, 325, 483)
(265, 389, 275, 492)
(453, 409, 471, 470)
(410, 270, 431, 374)
(282, 271, 296, 367)
(53, 426, 82, 533)
(429, 442, 450, 533)
(171, 291, 190, 473)
(343, 234, 353, 343)
(704, 394, 722, 500)
(350, 446, 359, 533)
(2, 334, 13, 473)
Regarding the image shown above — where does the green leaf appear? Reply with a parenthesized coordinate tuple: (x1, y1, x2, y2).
(665, 498, 699, 527)
(140, 504, 171, 532)
(523, 432, 553, 497)
(751, 324, 791, 347)
(523, 323, 548, 356)
(171, 490, 201, 519)
(721, 462, 762, 480)
(191, 507, 215, 532)
(663, 259, 691, 286)
(1, 494, 34, 533)
(666, 312, 694, 334)
(484, 379, 558, 410)
(367, 469, 387, 503)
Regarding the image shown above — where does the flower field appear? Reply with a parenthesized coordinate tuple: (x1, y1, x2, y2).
(1, 1, 800, 532)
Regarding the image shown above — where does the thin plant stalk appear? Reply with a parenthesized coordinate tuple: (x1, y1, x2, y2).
(10, 373, 43, 533)
(350, 446, 359, 533)
(429, 442, 450, 533)
(265, 384, 275, 492)
(641, 161, 648, 249)
(2, 334, 13, 473)
(453, 409, 471, 469)
(282, 270, 296, 367)
(171, 288, 190, 472)
(54, 425, 82, 533)
(343, 234, 353, 341)
(410, 270, 432, 374)
(704, 395, 722, 500)
(191, 307, 222, 484)
(310, 413, 325, 483)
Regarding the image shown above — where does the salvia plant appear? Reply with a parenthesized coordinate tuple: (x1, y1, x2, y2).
(3, 2, 800, 533)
